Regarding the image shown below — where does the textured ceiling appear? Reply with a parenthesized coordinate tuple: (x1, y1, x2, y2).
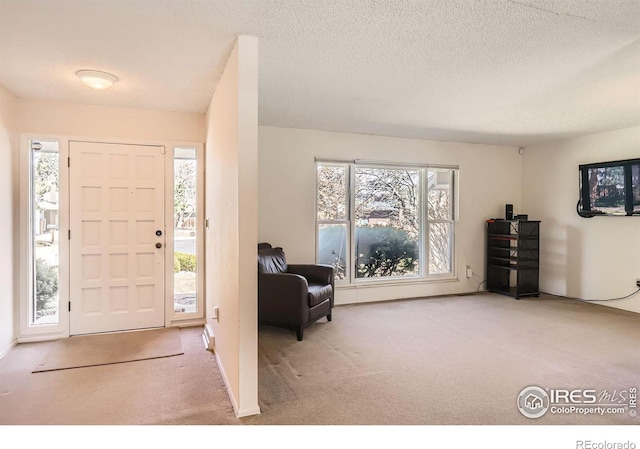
(0, 0, 638, 146)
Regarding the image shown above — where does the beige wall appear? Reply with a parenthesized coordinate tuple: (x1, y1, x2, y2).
(0, 84, 17, 356)
(205, 35, 259, 417)
(522, 126, 640, 313)
(258, 126, 522, 304)
(17, 99, 206, 142)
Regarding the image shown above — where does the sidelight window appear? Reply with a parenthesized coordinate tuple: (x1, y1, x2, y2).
(30, 140, 60, 324)
(173, 147, 199, 314)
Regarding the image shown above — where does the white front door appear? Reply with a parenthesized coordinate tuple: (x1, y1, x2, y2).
(69, 141, 165, 335)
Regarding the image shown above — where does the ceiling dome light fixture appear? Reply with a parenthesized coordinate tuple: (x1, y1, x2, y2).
(76, 70, 118, 90)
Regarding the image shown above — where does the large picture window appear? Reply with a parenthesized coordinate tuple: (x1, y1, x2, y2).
(316, 161, 457, 283)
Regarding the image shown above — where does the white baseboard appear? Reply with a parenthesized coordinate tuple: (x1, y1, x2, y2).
(236, 405, 261, 418)
(202, 324, 215, 351)
(0, 339, 17, 360)
(202, 324, 238, 412)
(213, 350, 240, 416)
(171, 318, 206, 328)
(16, 332, 63, 343)
(210, 342, 261, 418)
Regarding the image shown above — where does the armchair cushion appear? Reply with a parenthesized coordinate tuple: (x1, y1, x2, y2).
(258, 247, 288, 274)
(287, 264, 334, 286)
(308, 283, 333, 307)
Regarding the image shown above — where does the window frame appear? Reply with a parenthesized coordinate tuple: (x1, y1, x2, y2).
(28, 140, 63, 326)
(315, 159, 459, 286)
(425, 168, 457, 279)
(169, 146, 205, 320)
(19, 134, 70, 339)
(315, 162, 351, 284)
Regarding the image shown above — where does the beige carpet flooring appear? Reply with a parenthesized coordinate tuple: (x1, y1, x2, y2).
(32, 327, 184, 372)
(247, 293, 640, 425)
(0, 326, 236, 425)
(1, 293, 639, 425)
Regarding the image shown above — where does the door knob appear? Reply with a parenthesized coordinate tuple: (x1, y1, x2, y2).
(156, 242, 162, 249)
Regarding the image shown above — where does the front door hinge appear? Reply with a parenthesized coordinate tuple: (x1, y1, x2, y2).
(68, 302, 71, 312)
(68, 230, 71, 240)
(68, 157, 70, 167)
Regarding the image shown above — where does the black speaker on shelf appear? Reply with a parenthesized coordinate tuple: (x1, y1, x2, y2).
(505, 204, 514, 220)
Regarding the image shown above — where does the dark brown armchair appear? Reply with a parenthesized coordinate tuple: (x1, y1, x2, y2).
(257, 243, 334, 341)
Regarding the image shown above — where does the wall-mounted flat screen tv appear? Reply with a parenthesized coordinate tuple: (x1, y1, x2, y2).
(578, 158, 640, 217)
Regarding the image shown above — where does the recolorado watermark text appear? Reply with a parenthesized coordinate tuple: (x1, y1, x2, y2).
(576, 441, 636, 449)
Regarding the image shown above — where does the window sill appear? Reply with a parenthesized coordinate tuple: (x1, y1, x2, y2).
(336, 276, 459, 290)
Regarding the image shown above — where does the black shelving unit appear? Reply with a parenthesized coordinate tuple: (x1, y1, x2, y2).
(486, 219, 540, 299)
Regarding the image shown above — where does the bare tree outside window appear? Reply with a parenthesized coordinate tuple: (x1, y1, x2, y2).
(174, 159, 196, 229)
(317, 165, 346, 221)
(427, 170, 453, 274)
(354, 168, 419, 278)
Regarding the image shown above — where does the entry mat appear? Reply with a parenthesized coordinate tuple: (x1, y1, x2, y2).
(32, 327, 184, 373)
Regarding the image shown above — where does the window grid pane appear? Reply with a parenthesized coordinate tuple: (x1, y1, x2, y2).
(427, 170, 452, 221)
(354, 167, 420, 278)
(318, 223, 348, 280)
(428, 221, 453, 275)
(317, 165, 347, 221)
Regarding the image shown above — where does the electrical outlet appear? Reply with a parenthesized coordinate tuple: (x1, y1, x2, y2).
(466, 266, 473, 278)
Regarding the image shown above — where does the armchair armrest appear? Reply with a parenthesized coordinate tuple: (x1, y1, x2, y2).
(258, 273, 309, 326)
(287, 264, 334, 286)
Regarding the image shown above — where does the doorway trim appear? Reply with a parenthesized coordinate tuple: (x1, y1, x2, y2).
(17, 134, 205, 342)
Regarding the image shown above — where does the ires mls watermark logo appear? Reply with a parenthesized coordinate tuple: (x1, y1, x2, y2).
(517, 385, 638, 419)
(517, 386, 550, 418)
